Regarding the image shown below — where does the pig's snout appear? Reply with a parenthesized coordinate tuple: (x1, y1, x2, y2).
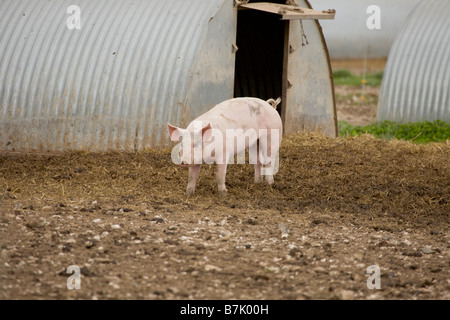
(180, 161, 191, 167)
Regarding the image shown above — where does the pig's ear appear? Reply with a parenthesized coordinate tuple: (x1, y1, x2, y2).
(168, 123, 182, 142)
(201, 123, 212, 141)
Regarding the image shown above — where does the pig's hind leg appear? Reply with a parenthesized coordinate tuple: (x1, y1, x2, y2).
(258, 130, 279, 185)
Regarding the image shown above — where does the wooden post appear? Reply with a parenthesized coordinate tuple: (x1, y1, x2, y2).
(281, 20, 290, 134)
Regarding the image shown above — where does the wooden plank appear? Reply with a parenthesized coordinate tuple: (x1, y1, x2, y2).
(281, 21, 289, 134)
(239, 2, 335, 20)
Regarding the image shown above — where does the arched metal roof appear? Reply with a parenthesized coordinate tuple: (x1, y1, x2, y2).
(0, 0, 229, 152)
(0, 0, 337, 153)
(377, 0, 450, 123)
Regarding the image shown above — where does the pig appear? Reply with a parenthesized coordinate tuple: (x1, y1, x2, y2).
(167, 97, 282, 196)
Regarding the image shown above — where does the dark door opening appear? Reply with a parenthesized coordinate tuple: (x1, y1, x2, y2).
(233, 8, 286, 117)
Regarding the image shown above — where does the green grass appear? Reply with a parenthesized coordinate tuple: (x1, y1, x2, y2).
(338, 120, 450, 144)
(333, 69, 384, 87)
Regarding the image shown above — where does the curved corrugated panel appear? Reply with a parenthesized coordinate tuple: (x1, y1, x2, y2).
(0, 0, 227, 152)
(377, 0, 450, 123)
(309, 0, 420, 59)
(282, 0, 337, 137)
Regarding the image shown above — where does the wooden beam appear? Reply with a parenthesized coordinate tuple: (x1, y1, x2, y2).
(239, 2, 335, 20)
(281, 21, 289, 133)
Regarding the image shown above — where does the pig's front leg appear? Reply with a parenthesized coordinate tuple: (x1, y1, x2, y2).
(186, 165, 201, 195)
(254, 162, 262, 183)
(215, 163, 228, 196)
(264, 163, 274, 185)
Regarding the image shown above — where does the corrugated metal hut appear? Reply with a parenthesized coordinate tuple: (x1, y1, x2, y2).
(377, 0, 450, 123)
(309, 0, 421, 59)
(0, 0, 337, 153)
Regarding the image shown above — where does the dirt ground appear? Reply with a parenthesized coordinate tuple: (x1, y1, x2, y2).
(332, 58, 386, 126)
(1, 132, 449, 300)
(1, 58, 448, 301)
(331, 58, 387, 76)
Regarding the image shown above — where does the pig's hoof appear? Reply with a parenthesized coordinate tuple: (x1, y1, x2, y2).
(266, 176, 274, 185)
(218, 189, 228, 197)
(186, 188, 195, 196)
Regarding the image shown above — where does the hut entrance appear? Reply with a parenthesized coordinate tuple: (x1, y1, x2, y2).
(233, 1, 336, 126)
(233, 7, 286, 116)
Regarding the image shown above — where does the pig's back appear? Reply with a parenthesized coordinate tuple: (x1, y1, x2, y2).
(192, 98, 282, 132)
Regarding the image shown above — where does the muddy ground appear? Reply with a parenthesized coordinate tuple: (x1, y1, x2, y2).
(1, 132, 449, 300)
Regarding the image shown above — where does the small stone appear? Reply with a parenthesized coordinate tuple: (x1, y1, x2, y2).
(277, 224, 289, 236)
(167, 287, 179, 294)
(85, 241, 95, 249)
(66, 237, 76, 244)
(421, 247, 435, 254)
(219, 230, 232, 241)
(150, 217, 165, 223)
(330, 270, 340, 277)
(205, 264, 222, 272)
(80, 267, 94, 277)
(111, 224, 121, 229)
(289, 248, 303, 258)
(420, 279, 433, 287)
(26, 220, 43, 229)
(402, 251, 423, 257)
(354, 253, 364, 261)
(314, 267, 328, 275)
(108, 282, 120, 289)
(338, 289, 355, 300)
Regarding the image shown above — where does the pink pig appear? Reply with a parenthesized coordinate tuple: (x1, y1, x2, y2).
(168, 97, 282, 196)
